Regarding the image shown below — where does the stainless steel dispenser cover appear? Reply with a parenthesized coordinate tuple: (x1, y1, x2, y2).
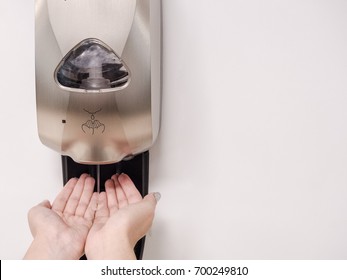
(35, 0, 161, 164)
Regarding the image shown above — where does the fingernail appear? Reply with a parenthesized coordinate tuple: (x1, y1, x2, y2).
(118, 173, 128, 181)
(153, 192, 161, 202)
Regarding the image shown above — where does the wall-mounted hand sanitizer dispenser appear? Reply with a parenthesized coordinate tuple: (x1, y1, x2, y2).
(35, 0, 161, 164)
(35, 0, 161, 259)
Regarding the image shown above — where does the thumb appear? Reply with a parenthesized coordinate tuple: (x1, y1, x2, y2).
(144, 192, 161, 204)
(27, 200, 52, 237)
(29, 200, 52, 218)
(37, 200, 52, 209)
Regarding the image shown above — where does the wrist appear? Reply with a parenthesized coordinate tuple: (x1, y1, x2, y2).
(24, 236, 63, 260)
(86, 235, 136, 260)
(23, 234, 80, 260)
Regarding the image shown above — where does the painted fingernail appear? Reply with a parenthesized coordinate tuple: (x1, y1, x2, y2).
(153, 192, 161, 202)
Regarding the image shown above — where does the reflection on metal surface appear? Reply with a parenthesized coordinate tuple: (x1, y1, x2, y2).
(55, 39, 130, 93)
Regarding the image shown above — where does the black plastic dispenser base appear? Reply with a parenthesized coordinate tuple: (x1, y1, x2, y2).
(62, 151, 149, 260)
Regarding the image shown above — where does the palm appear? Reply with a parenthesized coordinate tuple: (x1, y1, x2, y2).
(28, 174, 97, 259)
(39, 207, 92, 241)
(86, 207, 137, 251)
(85, 174, 155, 259)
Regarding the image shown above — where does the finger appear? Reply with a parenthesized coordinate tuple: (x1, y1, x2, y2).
(144, 192, 161, 205)
(105, 178, 118, 215)
(95, 192, 109, 218)
(113, 174, 128, 208)
(84, 192, 98, 221)
(75, 176, 95, 217)
(118, 173, 142, 204)
(64, 174, 90, 215)
(140, 193, 159, 224)
(52, 177, 78, 212)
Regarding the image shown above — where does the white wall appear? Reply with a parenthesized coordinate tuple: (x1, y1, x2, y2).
(1, 0, 347, 259)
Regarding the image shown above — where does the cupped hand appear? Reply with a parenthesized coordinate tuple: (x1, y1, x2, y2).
(85, 173, 159, 260)
(24, 174, 97, 260)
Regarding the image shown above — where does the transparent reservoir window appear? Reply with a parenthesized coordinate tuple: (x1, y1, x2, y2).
(55, 38, 130, 92)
